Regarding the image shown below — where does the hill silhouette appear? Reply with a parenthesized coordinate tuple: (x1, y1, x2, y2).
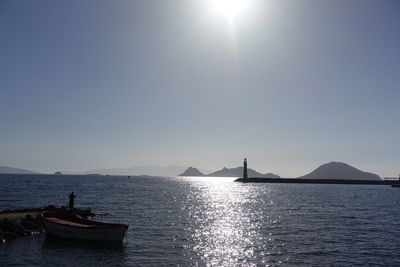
(84, 165, 188, 176)
(0, 165, 38, 174)
(207, 167, 280, 178)
(299, 162, 381, 180)
(179, 167, 205, 176)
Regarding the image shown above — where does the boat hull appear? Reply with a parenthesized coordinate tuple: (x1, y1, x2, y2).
(44, 217, 128, 242)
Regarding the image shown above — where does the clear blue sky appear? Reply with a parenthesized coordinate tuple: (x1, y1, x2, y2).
(0, 0, 399, 177)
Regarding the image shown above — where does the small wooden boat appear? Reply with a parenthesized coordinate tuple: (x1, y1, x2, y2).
(43, 213, 128, 242)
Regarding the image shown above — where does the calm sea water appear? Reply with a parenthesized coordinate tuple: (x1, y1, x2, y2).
(1, 174, 400, 266)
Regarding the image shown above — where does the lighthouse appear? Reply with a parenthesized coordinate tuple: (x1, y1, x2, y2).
(243, 158, 248, 179)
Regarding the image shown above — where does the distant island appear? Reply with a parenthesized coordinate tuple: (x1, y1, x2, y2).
(298, 161, 381, 181)
(179, 166, 280, 178)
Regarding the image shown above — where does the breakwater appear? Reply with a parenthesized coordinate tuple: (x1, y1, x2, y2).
(235, 177, 397, 185)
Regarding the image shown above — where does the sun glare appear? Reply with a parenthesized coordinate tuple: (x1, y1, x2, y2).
(209, 0, 250, 20)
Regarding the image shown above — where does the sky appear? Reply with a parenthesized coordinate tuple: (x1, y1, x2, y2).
(0, 0, 399, 177)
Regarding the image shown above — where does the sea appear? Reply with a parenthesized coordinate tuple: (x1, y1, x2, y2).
(1, 174, 400, 266)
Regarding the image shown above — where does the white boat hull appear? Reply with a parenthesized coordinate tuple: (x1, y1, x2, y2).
(44, 219, 128, 242)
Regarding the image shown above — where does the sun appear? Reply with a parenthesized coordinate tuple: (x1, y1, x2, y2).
(209, 0, 250, 20)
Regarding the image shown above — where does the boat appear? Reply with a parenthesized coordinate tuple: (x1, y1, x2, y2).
(392, 175, 400, 188)
(43, 213, 128, 242)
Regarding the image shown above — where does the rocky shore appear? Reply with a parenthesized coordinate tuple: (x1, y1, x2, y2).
(0, 206, 95, 243)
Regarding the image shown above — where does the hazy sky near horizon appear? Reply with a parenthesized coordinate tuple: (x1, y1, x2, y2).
(1, 0, 399, 177)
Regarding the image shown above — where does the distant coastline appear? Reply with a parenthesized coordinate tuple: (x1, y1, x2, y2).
(0, 166, 38, 175)
(0, 161, 395, 181)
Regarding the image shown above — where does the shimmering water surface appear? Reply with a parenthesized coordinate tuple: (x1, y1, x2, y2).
(1, 174, 400, 266)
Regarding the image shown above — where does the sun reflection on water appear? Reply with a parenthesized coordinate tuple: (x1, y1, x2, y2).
(179, 176, 286, 266)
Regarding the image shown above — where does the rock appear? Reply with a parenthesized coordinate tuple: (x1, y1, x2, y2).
(25, 214, 35, 221)
(20, 220, 44, 233)
(46, 205, 56, 210)
(23, 230, 32, 236)
(0, 219, 25, 236)
(3, 231, 18, 241)
(0, 209, 12, 214)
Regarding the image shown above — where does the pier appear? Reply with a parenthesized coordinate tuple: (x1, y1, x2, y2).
(235, 177, 397, 185)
